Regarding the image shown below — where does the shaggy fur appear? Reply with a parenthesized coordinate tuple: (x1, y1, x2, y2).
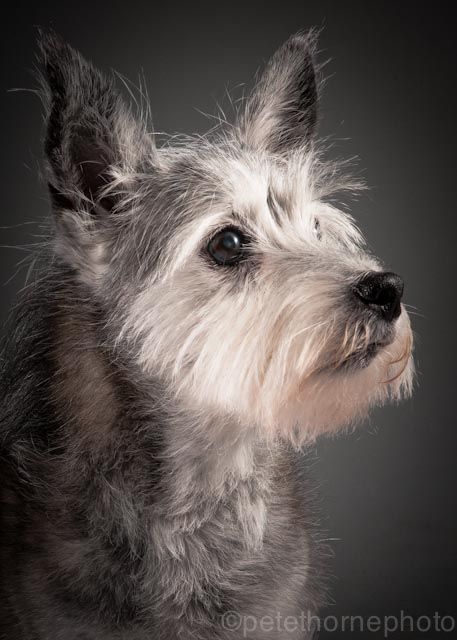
(0, 30, 413, 639)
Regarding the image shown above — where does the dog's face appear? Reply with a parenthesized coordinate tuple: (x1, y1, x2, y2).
(41, 31, 413, 444)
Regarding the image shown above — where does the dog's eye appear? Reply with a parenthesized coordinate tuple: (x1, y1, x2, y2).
(207, 228, 246, 265)
(313, 218, 322, 241)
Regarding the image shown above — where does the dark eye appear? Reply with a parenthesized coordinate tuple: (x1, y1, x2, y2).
(313, 218, 322, 241)
(207, 228, 246, 265)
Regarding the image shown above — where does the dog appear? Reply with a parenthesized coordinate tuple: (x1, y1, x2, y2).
(0, 30, 413, 639)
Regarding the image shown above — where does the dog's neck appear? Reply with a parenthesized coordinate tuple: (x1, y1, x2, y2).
(50, 291, 272, 553)
(148, 405, 271, 555)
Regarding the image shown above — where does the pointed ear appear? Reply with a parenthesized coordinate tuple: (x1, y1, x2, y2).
(39, 31, 155, 214)
(238, 31, 320, 154)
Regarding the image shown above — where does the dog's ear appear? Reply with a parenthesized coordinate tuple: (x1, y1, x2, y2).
(238, 31, 319, 154)
(39, 31, 155, 214)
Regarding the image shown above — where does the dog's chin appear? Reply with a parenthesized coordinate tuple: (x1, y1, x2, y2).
(332, 339, 393, 372)
(273, 327, 414, 446)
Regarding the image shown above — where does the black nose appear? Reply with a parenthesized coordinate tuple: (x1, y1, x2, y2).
(354, 271, 404, 322)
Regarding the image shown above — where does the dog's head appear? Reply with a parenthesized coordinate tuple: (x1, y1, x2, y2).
(40, 31, 413, 444)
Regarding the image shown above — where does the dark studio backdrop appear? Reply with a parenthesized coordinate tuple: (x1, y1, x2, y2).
(1, 1, 456, 637)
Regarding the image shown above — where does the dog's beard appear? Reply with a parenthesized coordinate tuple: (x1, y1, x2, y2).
(275, 315, 414, 444)
(228, 310, 413, 445)
(122, 272, 414, 447)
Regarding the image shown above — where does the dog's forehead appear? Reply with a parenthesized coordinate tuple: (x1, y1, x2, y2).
(169, 145, 318, 230)
(225, 157, 321, 241)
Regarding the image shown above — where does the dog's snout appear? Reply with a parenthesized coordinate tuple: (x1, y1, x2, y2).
(354, 271, 404, 322)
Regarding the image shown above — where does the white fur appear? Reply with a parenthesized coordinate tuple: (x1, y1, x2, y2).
(116, 149, 414, 447)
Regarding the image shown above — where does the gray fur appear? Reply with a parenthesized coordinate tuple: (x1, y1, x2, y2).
(0, 30, 412, 639)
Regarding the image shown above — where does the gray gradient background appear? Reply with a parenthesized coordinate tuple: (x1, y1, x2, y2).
(1, 1, 456, 637)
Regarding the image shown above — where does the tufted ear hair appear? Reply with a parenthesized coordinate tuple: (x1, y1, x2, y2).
(39, 30, 155, 215)
(238, 30, 320, 154)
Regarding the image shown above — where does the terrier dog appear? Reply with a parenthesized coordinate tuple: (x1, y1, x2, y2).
(0, 30, 413, 639)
